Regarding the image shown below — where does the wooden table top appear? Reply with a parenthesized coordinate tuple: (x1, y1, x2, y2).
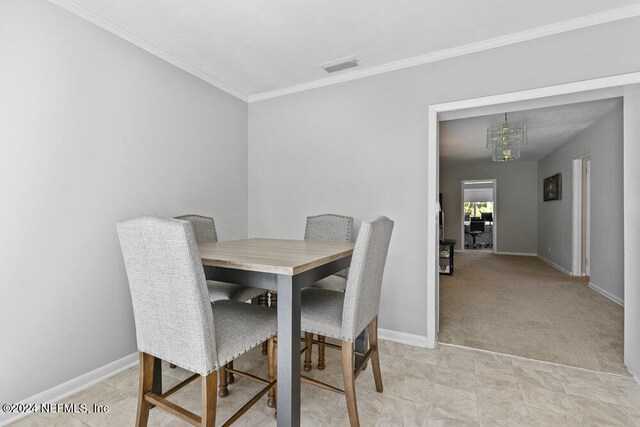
(199, 238, 354, 275)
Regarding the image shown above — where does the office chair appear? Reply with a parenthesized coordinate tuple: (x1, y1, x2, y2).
(469, 220, 486, 248)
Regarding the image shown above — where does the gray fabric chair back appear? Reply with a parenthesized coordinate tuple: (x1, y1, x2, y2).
(305, 214, 353, 243)
(305, 214, 354, 280)
(175, 214, 218, 244)
(117, 216, 218, 375)
(341, 216, 394, 341)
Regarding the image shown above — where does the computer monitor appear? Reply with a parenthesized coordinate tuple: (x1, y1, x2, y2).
(481, 212, 493, 222)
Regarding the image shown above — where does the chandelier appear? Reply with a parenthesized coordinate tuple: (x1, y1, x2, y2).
(486, 113, 527, 162)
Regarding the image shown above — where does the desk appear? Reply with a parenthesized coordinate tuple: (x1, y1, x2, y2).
(463, 221, 493, 226)
(194, 238, 354, 426)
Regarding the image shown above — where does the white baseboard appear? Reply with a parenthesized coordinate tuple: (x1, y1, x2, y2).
(378, 328, 429, 348)
(538, 255, 572, 275)
(495, 251, 538, 257)
(588, 281, 624, 306)
(0, 352, 138, 426)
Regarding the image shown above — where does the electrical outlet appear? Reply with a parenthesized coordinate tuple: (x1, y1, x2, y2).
(548, 246, 551, 254)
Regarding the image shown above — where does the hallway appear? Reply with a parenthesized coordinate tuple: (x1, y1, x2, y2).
(439, 252, 625, 374)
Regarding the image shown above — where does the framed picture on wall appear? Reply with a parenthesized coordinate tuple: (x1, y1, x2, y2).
(543, 173, 562, 201)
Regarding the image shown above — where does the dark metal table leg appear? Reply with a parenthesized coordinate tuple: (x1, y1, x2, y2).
(276, 274, 301, 427)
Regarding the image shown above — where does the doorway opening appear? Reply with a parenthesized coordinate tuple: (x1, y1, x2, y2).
(439, 99, 624, 373)
(426, 73, 640, 380)
(461, 179, 496, 252)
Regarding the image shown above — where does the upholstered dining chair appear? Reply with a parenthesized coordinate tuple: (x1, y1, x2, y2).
(175, 215, 267, 303)
(303, 213, 353, 371)
(117, 217, 277, 427)
(300, 216, 394, 427)
(305, 213, 353, 289)
(176, 215, 271, 363)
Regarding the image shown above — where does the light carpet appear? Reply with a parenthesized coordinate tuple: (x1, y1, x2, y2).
(439, 251, 626, 374)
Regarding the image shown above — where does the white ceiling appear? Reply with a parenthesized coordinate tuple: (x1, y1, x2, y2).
(439, 98, 621, 167)
(52, 0, 640, 100)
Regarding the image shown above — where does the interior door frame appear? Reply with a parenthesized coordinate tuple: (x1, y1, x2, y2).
(426, 72, 640, 383)
(585, 158, 591, 276)
(460, 179, 497, 253)
(572, 155, 592, 276)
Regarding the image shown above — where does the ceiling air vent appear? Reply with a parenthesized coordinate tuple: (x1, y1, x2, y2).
(320, 56, 360, 73)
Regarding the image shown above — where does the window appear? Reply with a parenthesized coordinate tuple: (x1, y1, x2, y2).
(464, 201, 493, 218)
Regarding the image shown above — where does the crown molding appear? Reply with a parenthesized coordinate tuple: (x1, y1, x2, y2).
(248, 4, 640, 103)
(49, 0, 249, 102)
(48, 1, 640, 105)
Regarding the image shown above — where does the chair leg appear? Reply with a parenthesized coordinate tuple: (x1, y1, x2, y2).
(341, 341, 360, 427)
(304, 333, 313, 372)
(267, 337, 277, 408)
(368, 317, 383, 393)
(260, 294, 269, 355)
(317, 335, 326, 370)
(136, 353, 153, 427)
(227, 360, 235, 384)
(201, 370, 217, 427)
(218, 364, 229, 398)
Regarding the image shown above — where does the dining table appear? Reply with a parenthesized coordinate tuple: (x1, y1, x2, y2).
(152, 238, 356, 426)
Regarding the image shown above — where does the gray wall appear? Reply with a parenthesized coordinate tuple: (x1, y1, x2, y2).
(248, 17, 640, 338)
(0, 0, 248, 403)
(537, 105, 624, 300)
(440, 163, 538, 254)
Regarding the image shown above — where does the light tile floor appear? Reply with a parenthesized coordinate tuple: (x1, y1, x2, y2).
(11, 341, 640, 426)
